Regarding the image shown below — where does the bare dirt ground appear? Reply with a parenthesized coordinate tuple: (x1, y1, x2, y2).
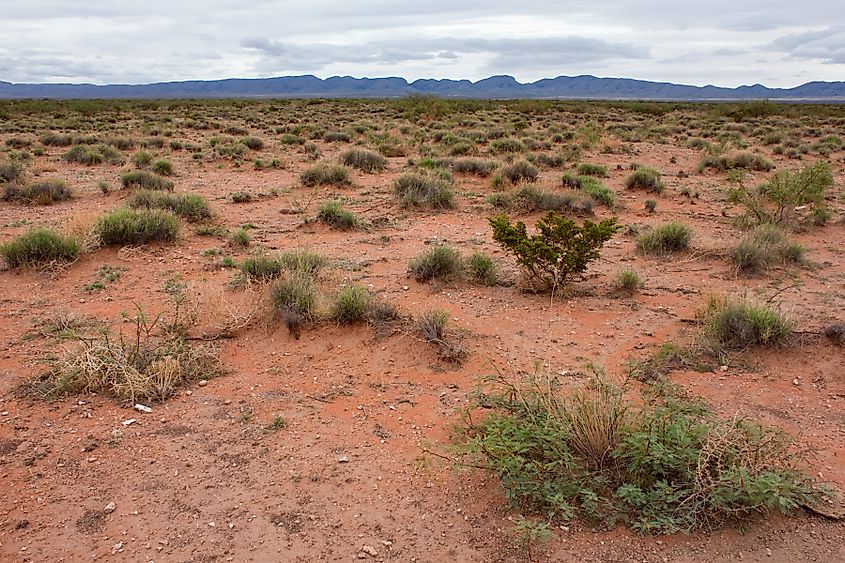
(0, 99, 843, 562)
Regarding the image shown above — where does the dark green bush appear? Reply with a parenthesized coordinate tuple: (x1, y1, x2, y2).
(97, 208, 180, 246)
(576, 163, 608, 177)
(316, 200, 359, 230)
(490, 212, 619, 291)
(331, 285, 371, 324)
(409, 244, 464, 282)
(0, 228, 80, 268)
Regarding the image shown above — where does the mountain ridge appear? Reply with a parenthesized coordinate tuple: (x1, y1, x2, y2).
(0, 74, 843, 100)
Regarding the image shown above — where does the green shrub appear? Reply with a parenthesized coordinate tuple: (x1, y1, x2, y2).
(229, 228, 250, 248)
(491, 138, 523, 153)
(644, 199, 657, 213)
(97, 208, 180, 246)
(577, 176, 615, 207)
(625, 167, 664, 193)
(132, 151, 154, 168)
(126, 190, 211, 222)
(63, 144, 123, 165)
(332, 285, 371, 324)
(700, 152, 774, 173)
(409, 244, 464, 282)
(121, 171, 174, 191)
(270, 272, 317, 321)
(316, 200, 359, 230)
(0, 228, 80, 268)
(732, 225, 803, 274)
(394, 172, 455, 209)
(466, 252, 498, 286)
(637, 222, 692, 254)
(324, 131, 351, 142)
(455, 369, 816, 533)
(490, 212, 620, 291)
(488, 186, 593, 215)
(152, 159, 174, 176)
(300, 163, 351, 187)
(576, 163, 608, 177)
(701, 296, 792, 349)
(0, 161, 25, 183)
(40, 132, 73, 147)
(2, 179, 72, 205)
(451, 158, 498, 177)
(502, 160, 539, 184)
(340, 148, 387, 172)
(240, 249, 326, 281)
(614, 269, 642, 292)
(241, 136, 264, 150)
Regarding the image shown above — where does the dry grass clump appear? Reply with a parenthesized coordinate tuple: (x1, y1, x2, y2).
(637, 222, 692, 254)
(127, 190, 212, 222)
(97, 208, 180, 246)
(121, 170, 175, 191)
(700, 296, 792, 350)
(394, 171, 455, 209)
(732, 224, 803, 274)
(488, 186, 593, 215)
(300, 162, 351, 187)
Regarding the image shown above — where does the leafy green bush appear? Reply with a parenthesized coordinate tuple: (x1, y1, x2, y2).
(316, 200, 359, 230)
(701, 296, 791, 349)
(625, 167, 664, 193)
(2, 179, 72, 205)
(394, 172, 455, 209)
(489, 212, 620, 291)
(0, 228, 80, 268)
(409, 244, 464, 282)
(729, 161, 833, 227)
(454, 369, 817, 533)
(637, 222, 692, 254)
(331, 285, 371, 324)
(97, 208, 180, 246)
(300, 163, 351, 186)
(732, 224, 803, 274)
(466, 252, 498, 286)
(126, 190, 211, 222)
(340, 148, 387, 172)
(121, 171, 174, 191)
(576, 163, 608, 177)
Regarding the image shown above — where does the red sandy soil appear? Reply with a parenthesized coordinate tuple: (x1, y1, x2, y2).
(1, 114, 844, 562)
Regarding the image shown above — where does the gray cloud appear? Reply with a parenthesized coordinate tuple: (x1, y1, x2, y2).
(0, 1, 843, 87)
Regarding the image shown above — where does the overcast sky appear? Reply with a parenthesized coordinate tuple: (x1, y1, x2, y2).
(1, 1, 843, 87)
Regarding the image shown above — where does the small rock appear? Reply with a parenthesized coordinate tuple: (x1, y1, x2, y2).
(198, 380, 208, 387)
(134, 404, 153, 413)
(361, 545, 378, 557)
(104, 502, 116, 513)
(337, 455, 350, 463)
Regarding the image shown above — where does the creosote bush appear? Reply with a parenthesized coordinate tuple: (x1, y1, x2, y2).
(394, 171, 455, 209)
(127, 190, 211, 222)
(637, 222, 692, 255)
(701, 296, 791, 349)
(625, 167, 664, 193)
(121, 170, 175, 191)
(0, 228, 80, 268)
(340, 148, 387, 172)
(454, 368, 818, 533)
(97, 208, 180, 246)
(408, 244, 464, 282)
(490, 212, 619, 292)
(300, 163, 351, 187)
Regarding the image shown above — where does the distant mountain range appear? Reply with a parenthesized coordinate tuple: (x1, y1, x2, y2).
(1, 74, 844, 101)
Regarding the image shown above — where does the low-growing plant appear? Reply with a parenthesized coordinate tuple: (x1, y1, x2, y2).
(331, 284, 371, 324)
(637, 222, 692, 254)
(576, 163, 608, 177)
(409, 244, 464, 282)
(489, 212, 620, 292)
(488, 186, 593, 215)
(417, 309, 449, 341)
(453, 367, 818, 533)
(502, 160, 539, 184)
(625, 167, 664, 193)
(121, 171, 175, 191)
(97, 208, 180, 246)
(700, 296, 792, 349)
(0, 228, 80, 268)
(451, 158, 498, 177)
(0, 161, 25, 183)
(63, 144, 123, 166)
(466, 252, 498, 286)
(340, 148, 387, 172)
(270, 271, 318, 322)
(614, 269, 642, 293)
(2, 179, 72, 205)
(700, 152, 774, 173)
(300, 163, 351, 187)
(127, 190, 211, 222)
(316, 200, 359, 230)
(732, 224, 803, 274)
(394, 171, 455, 209)
(152, 159, 174, 176)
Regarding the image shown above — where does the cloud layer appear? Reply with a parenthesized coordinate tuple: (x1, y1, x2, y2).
(1, 1, 843, 87)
